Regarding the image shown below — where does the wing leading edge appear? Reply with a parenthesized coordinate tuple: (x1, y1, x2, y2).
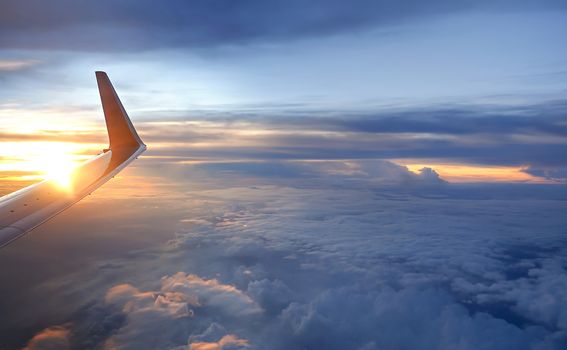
(0, 72, 146, 248)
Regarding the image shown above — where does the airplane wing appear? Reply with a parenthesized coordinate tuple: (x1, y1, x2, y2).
(0, 72, 146, 248)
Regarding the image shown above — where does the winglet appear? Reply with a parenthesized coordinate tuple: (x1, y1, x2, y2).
(95, 71, 145, 150)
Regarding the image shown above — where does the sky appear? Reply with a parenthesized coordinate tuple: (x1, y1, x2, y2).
(1, 1, 567, 349)
(1, 0, 567, 184)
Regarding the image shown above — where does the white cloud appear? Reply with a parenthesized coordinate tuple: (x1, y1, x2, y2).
(0, 59, 40, 71)
(102, 273, 260, 349)
(18, 171, 567, 349)
(280, 286, 549, 350)
(106, 283, 194, 318)
(163, 184, 567, 349)
(160, 272, 262, 316)
(452, 257, 567, 331)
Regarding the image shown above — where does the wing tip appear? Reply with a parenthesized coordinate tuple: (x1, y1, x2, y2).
(95, 70, 107, 79)
(95, 71, 145, 150)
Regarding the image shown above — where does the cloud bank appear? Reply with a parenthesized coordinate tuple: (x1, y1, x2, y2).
(16, 165, 566, 349)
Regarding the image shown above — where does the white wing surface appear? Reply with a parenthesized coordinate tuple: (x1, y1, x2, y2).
(0, 72, 146, 248)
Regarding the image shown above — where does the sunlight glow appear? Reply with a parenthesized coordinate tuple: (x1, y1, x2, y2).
(401, 162, 547, 183)
(0, 141, 90, 190)
(43, 153, 77, 190)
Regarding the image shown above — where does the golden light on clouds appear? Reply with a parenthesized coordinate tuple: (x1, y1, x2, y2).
(0, 105, 105, 187)
(0, 141, 94, 182)
(0, 111, 556, 188)
(402, 162, 544, 183)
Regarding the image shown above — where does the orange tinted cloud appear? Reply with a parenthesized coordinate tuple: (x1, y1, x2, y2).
(401, 162, 545, 183)
(23, 325, 71, 350)
(189, 335, 250, 350)
(0, 111, 561, 185)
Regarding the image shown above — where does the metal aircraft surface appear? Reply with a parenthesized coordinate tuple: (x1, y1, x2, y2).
(0, 72, 146, 248)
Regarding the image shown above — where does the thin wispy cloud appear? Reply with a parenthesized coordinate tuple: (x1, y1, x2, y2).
(0, 59, 40, 71)
(2, 100, 567, 183)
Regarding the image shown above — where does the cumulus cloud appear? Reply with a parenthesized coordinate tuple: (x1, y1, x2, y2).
(522, 166, 567, 181)
(189, 334, 249, 350)
(452, 257, 567, 331)
(103, 272, 260, 349)
(184, 159, 446, 187)
(112, 183, 566, 349)
(247, 279, 294, 314)
(160, 272, 262, 316)
(105, 283, 194, 318)
(103, 284, 193, 349)
(280, 286, 550, 350)
(351, 161, 445, 185)
(188, 323, 249, 350)
(23, 326, 71, 350)
(13, 160, 567, 349)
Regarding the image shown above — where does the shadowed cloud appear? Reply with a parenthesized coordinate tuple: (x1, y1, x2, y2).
(2, 99, 566, 183)
(1, 0, 566, 51)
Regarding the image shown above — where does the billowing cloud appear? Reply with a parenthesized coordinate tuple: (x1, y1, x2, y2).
(105, 283, 195, 318)
(160, 272, 262, 316)
(22, 326, 71, 350)
(452, 257, 567, 331)
(188, 323, 249, 350)
(522, 166, 567, 181)
(280, 286, 551, 350)
(97, 181, 565, 349)
(11, 166, 567, 349)
(176, 159, 446, 187)
(103, 272, 260, 349)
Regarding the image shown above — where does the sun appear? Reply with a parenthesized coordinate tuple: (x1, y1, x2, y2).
(43, 153, 77, 190)
(0, 141, 94, 190)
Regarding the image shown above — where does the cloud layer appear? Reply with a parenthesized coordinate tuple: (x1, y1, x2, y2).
(14, 163, 567, 349)
(5, 99, 566, 185)
(2, 0, 566, 51)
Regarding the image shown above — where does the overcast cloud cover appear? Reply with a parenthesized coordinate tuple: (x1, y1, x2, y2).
(1, 0, 566, 51)
(1, 0, 567, 349)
